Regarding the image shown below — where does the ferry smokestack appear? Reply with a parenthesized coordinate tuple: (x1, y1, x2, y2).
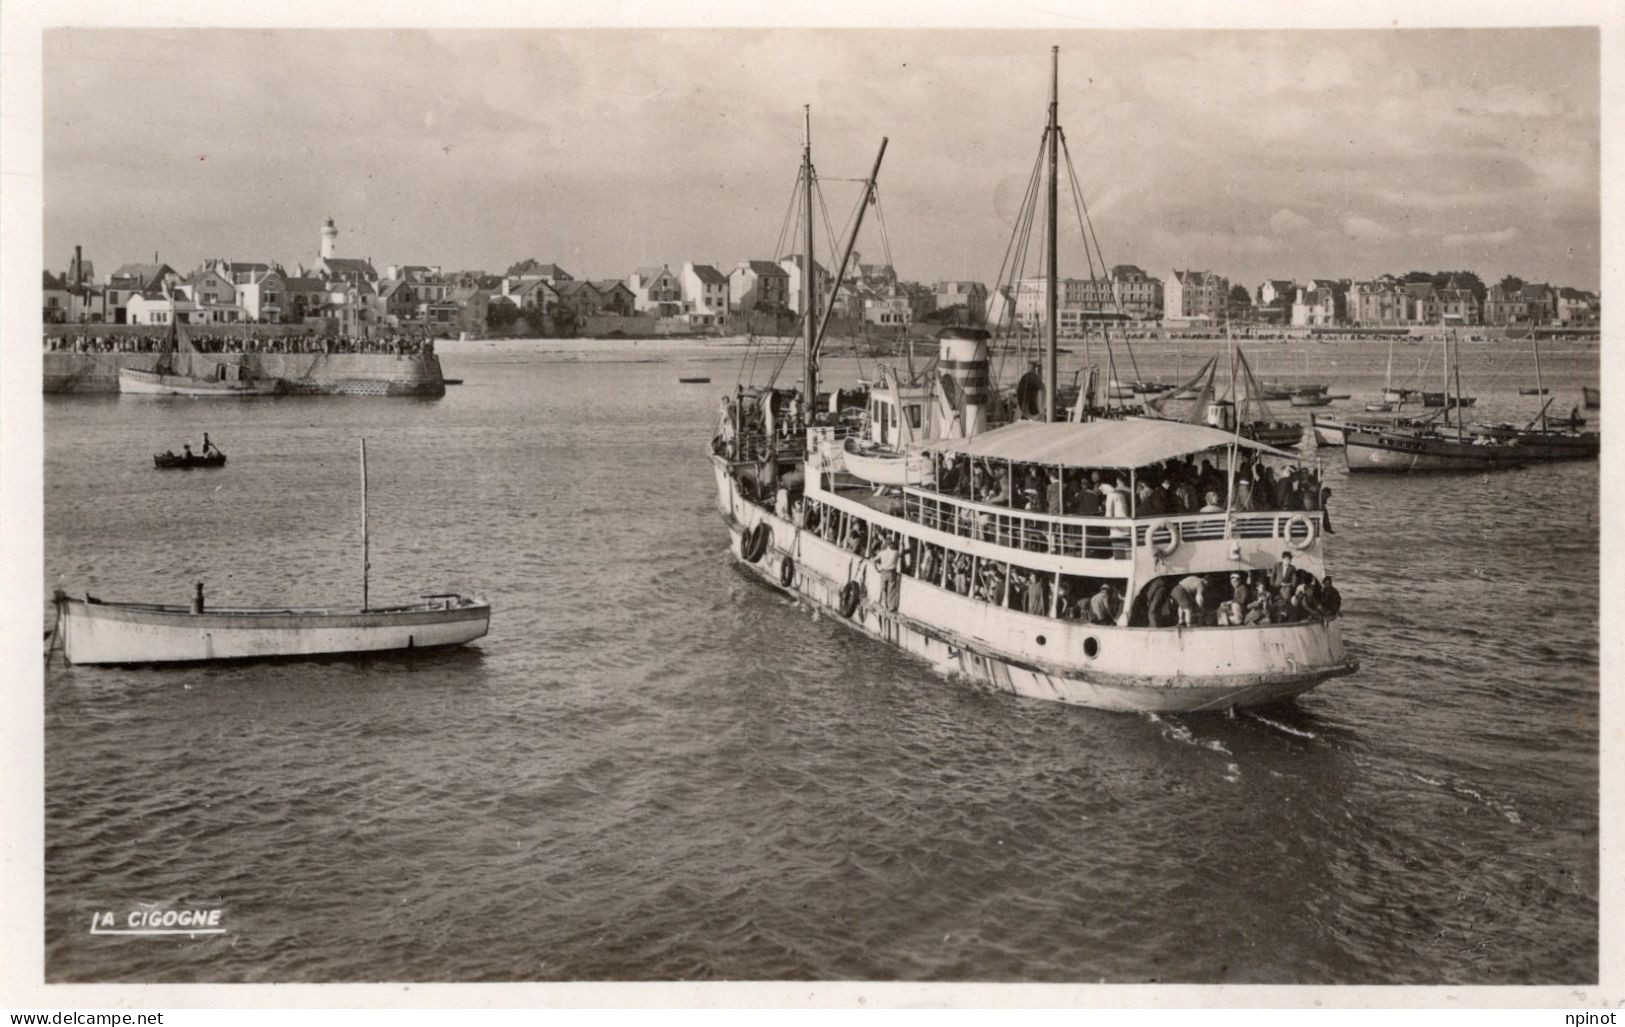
(934, 327, 992, 439)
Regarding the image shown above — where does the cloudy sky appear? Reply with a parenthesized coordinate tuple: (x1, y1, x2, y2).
(43, 26, 1600, 289)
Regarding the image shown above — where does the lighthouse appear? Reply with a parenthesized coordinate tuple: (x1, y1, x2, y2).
(320, 216, 338, 260)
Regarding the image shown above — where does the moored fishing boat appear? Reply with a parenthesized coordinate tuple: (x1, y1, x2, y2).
(51, 439, 490, 665)
(118, 319, 284, 398)
(709, 50, 1354, 713)
(1309, 411, 1431, 448)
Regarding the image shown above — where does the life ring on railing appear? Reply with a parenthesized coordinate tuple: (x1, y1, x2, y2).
(1147, 519, 1180, 557)
(838, 580, 862, 618)
(779, 556, 795, 588)
(743, 523, 771, 562)
(1285, 513, 1317, 550)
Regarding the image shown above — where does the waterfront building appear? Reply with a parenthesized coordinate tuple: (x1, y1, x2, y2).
(42, 272, 71, 323)
(680, 262, 731, 326)
(183, 268, 237, 308)
(933, 280, 988, 323)
(1346, 278, 1407, 327)
(729, 260, 791, 314)
(1402, 281, 1441, 324)
(503, 276, 559, 317)
(376, 278, 417, 324)
(1435, 279, 1480, 324)
(1290, 285, 1336, 327)
(863, 289, 912, 327)
(1162, 269, 1228, 322)
(236, 269, 289, 322)
(590, 280, 637, 317)
(1110, 265, 1163, 320)
(628, 264, 684, 317)
(1555, 287, 1599, 326)
(126, 287, 198, 325)
(778, 254, 833, 316)
(208, 260, 278, 285)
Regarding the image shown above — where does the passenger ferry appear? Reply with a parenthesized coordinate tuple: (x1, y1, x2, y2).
(709, 51, 1356, 713)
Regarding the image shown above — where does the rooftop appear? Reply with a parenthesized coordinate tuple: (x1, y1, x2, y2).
(919, 418, 1298, 469)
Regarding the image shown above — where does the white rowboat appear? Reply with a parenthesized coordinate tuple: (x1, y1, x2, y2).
(53, 593, 489, 665)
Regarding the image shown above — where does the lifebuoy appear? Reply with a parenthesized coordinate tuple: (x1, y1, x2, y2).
(1285, 513, 1316, 550)
(838, 580, 862, 618)
(1147, 519, 1180, 557)
(743, 523, 771, 562)
(779, 556, 795, 588)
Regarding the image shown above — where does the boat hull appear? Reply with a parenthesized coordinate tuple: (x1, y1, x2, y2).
(56, 596, 490, 665)
(714, 460, 1354, 714)
(1344, 429, 1515, 471)
(47, 351, 447, 397)
(119, 368, 282, 397)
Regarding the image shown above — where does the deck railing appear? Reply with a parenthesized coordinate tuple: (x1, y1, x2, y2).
(895, 489, 1322, 559)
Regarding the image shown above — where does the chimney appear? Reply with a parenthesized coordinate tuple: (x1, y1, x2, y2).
(74, 245, 82, 288)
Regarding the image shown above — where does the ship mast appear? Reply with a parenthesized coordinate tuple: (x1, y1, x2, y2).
(1044, 46, 1060, 423)
(802, 105, 818, 417)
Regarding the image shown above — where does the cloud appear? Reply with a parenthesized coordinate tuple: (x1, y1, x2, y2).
(1269, 208, 1313, 235)
(1340, 214, 1399, 242)
(1441, 227, 1520, 247)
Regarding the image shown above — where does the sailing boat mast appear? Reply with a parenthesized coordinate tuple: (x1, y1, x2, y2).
(802, 106, 817, 417)
(1451, 330, 1466, 443)
(359, 438, 370, 611)
(1532, 331, 1547, 432)
(1044, 46, 1060, 423)
(813, 139, 890, 357)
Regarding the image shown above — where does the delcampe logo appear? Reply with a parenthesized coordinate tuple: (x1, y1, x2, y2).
(88, 903, 226, 937)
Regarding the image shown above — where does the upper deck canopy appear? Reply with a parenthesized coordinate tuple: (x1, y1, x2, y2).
(919, 418, 1299, 468)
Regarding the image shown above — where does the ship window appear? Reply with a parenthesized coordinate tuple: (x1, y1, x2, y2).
(1083, 637, 1099, 659)
(906, 405, 921, 429)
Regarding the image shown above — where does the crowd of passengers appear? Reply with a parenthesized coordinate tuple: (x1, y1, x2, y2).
(44, 332, 434, 355)
(929, 451, 1333, 522)
(1131, 552, 1341, 627)
(794, 497, 1340, 627)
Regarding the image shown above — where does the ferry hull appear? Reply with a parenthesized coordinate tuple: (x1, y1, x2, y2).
(714, 460, 1354, 714)
(56, 596, 490, 665)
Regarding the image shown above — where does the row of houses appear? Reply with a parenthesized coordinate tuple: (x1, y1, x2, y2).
(1257, 275, 1600, 328)
(43, 220, 1598, 334)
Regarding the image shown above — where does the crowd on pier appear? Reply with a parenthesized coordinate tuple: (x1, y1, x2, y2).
(44, 332, 435, 355)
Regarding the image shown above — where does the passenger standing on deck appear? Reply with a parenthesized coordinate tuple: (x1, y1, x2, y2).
(1170, 575, 1205, 627)
(1320, 574, 1342, 617)
(1222, 572, 1249, 626)
(1087, 583, 1117, 625)
(872, 537, 900, 612)
(1024, 571, 1049, 616)
(1270, 550, 1296, 589)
